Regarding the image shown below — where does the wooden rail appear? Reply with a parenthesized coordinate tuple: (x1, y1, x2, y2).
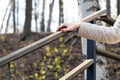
(0, 8, 119, 80)
(0, 9, 106, 67)
(59, 59, 94, 80)
(59, 49, 120, 80)
(0, 32, 66, 66)
(97, 48, 120, 61)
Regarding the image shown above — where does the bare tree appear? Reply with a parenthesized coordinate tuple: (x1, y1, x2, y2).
(77, 0, 80, 6)
(13, 0, 16, 33)
(117, 0, 120, 15)
(40, 0, 45, 32)
(59, 0, 64, 25)
(78, 0, 108, 80)
(0, 0, 17, 34)
(5, 0, 14, 34)
(106, 0, 110, 16)
(34, 0, 38, 32)
(0, 0, 12, 33)
(47, 0, 55, 32)
(16, 0, 19, 28)
(20, 0, 32, 41)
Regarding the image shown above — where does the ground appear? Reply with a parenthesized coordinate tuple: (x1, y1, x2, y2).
(0, 32, 120, 80)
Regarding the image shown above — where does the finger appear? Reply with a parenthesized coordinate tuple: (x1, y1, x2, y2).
(56, 24, 63, 32)
(58, 26, 67, 31)
(61, 28, 71, 32)
(56, 24, 67, 32)
(62, 25, 76, 32)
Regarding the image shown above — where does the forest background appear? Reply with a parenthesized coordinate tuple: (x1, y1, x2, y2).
(0, 0, 120, 80)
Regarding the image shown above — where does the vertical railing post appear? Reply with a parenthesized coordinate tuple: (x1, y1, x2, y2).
(8, 63, 11, 80)
(87, 40, 96, 80)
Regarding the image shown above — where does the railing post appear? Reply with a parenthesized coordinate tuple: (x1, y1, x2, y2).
(8, 63, 11, 80)
(87, 39, 96, 80)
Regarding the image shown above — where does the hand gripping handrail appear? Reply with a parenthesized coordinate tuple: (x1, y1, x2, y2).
(0, 9, 106, 67)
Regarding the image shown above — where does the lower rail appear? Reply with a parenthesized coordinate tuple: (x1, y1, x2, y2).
(59, 59, 94, 80)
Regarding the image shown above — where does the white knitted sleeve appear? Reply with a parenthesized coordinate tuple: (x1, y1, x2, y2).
(78, 15, 120, 44)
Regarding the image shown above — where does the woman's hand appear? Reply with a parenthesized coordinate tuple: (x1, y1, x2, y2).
(56, 22, 80, 32)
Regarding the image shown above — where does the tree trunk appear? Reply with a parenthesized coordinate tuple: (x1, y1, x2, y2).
(117, 0, 120, 15)
(5, 0, 16, 33)
(77, 0, 80, 6)
(5, 0, 13, 34)
(16, 0, 19, 32)
(40, 0, 45, 32)
(20, 0, 32, 41)
(78, 0, 108, 80)
(47, 0, 55, 32)
(106, 0, 110, 16)
(13, 0, 16, 33)
(0, 0, 12, 33)
(59, 0, 64, 25)
(5, 10, 12, 34)
(34, 0, 38, 32)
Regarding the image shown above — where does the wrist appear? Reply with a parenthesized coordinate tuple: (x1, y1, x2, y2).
(75, 22, 80, 29)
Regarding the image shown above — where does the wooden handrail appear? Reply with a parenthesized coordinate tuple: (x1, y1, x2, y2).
(59, 59, 94, 80)
(97, 48, 120, 61)
(0, 32, 66, 66)
(80, 9, 106, 22)
(0, 9, 106, 67)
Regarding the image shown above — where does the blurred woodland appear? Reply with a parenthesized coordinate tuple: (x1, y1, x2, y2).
(0, 0, 120, 80)
(0, 0, 65, 40)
